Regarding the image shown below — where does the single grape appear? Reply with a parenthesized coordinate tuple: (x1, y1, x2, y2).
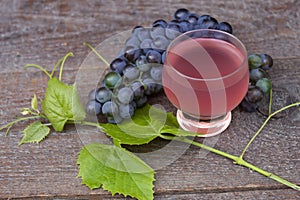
(135, 95, 148, 108)
(151, 36, 170, 51)
(104, 72, 121, 89)
(153, 19, 168, 28)
(125, 35, 140, 48)
(117, 87, 134, 104)
(140, 38, 153, 54)
(146, 50, 162, 63)
(124, 46, 142, 62)
(107, 114, 123, 124)
(256, 78, 272, 93)
(123, 65, 140, 81)
(150, 65, 163, 81)
(248, 54, 263, 69)
(174, 8, 190, 21)
(132, 26, 143, 35)
(165, 23, 181, 40)
(178, 20, 193, 33)
(187, 13, 199, 24)
(198, 16, 218, 29)
(110, 58, 127, 75)
(88, 88, 97, 100)
(246, 86, 264, 103)
(150, 27, 166, 40)
(197, 15, 211, 24)
(137, 28, 151, 41)
(240, 98, 257, 112)
(131, 81, 145, 100)
(141, 72, 151, 79)
(250, 68, 267, 83)
(102, 101, 119, 117)
(216, 22, 233, 34)
(119, 103, 135, 119)
(142, 78, 157, 95)
(95, 87, 112, 103)
(85, 100, 101, 115)
(260, 54, 273, 70)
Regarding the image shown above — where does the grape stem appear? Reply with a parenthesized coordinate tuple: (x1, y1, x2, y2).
(24, 64, 51, 79)
(59, 52, 74, 81)
(240, 101, 300, 159)
(83, 42, 110, 66)
(160, 135, 300, 191)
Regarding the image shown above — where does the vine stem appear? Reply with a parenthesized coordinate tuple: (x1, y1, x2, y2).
(24, 64, 51, 78)
(83, 42, 110, 66)
(240, 101, 300, 159)
(59, 52, 74, 81)
(0, 115, 42, 136)
(161, 135, 300, 191)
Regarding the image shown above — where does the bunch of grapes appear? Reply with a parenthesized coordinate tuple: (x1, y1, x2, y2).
(85, 8, 273, 123)
(240, 54, 273, 112)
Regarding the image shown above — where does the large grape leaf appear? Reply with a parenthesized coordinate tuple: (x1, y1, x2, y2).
(19, 121, 50, 145)
(41, 78, 86, 131)
(100, 104, 198, 145)
(77, 143, 155, 200)
(100, 104, 167, 145)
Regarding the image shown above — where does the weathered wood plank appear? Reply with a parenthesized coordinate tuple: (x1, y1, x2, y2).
(0, 0, 299, 199)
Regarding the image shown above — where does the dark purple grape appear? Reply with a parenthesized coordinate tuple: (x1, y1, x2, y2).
(107, 114, 123, 124)
(88, 88, 97, 100)
(123, 65, 140, 81)
(161, 51, 166, 64)
(250, 68, 267, 83)
(131, 81, 145, 100)
(117, 87, 134, 104)
(150, 27, 166, 40)
(178, 20, 193, 32)
(153, 19, 168, 28)
(110, 58, 127, 74)
(135, 95, 148, 108)
(125, 35, 140, 48)
(151, 36, 170, 51)
(146, 50, 162, 63)
(86, 100, 101, 115)
(137, 28, 151, 41)
(260, 54, 273, 70)
(102, 101, 119, 117)
(119, 103, 135, 119)
(132, 26, 143, 35)
(140, 38, 153, 54)
(165, 23, 181, 39)
(198, 15, 218, 29)
(174, 8, 190, 21)
(124, 46, 142, 62)
(95, 87, 112, 103)
(216, 22, 233, 34)
(246, 86, 264, 103)
(187, 13, 199, 24)
(240, 99, 257, 112)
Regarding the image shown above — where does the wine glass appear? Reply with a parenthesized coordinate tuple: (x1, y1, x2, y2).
(162, 29, 249, 137)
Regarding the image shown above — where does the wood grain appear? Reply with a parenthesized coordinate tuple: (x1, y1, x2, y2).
(0, 0, 299, 199)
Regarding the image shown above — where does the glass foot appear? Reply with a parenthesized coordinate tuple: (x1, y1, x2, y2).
(176, 111, 232, 137)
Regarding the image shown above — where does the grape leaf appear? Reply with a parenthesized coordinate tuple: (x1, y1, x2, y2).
(100, 104, 197, 145)
(19, 121, 50, 145)
(100, 104, 167, 145)
(77, 143, 155, 200)
(41, 78, 86, 131)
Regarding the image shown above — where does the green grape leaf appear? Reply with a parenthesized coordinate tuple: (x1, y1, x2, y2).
(41, 78, 86, 131)
(77, 143, 155, 200)
(19, 121, 50, 145)
(100, 104, 168, 145)
(31, 94, 38, 111)
(100, 104, 198, 145)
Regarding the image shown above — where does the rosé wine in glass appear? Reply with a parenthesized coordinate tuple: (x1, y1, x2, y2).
(162, 29, 249, 137)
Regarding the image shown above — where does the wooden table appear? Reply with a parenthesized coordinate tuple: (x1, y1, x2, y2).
(1, 0, 299, 199)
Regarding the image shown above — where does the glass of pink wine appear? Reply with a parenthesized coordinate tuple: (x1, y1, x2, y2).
(162, 29, 249, 137)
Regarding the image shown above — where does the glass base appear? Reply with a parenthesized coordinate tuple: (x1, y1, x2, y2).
(177, 111, 232, 137)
